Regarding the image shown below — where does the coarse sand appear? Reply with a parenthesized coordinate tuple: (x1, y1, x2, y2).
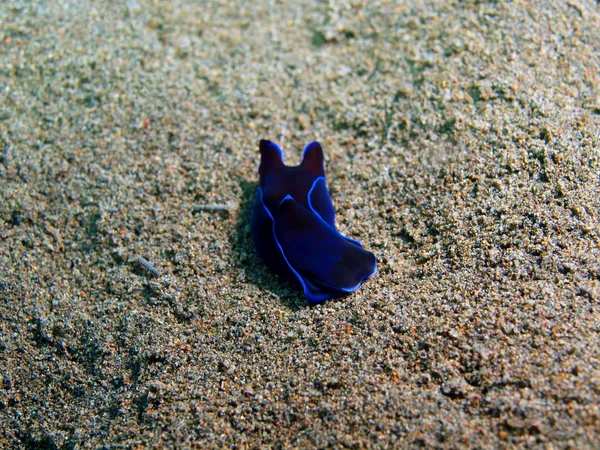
(1, 0, 599, 448)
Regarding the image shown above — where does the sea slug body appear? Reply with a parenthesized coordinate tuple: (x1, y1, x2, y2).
(250, 140, 377, 304)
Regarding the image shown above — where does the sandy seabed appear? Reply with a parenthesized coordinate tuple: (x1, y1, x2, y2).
(1, 0, 599, 448)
